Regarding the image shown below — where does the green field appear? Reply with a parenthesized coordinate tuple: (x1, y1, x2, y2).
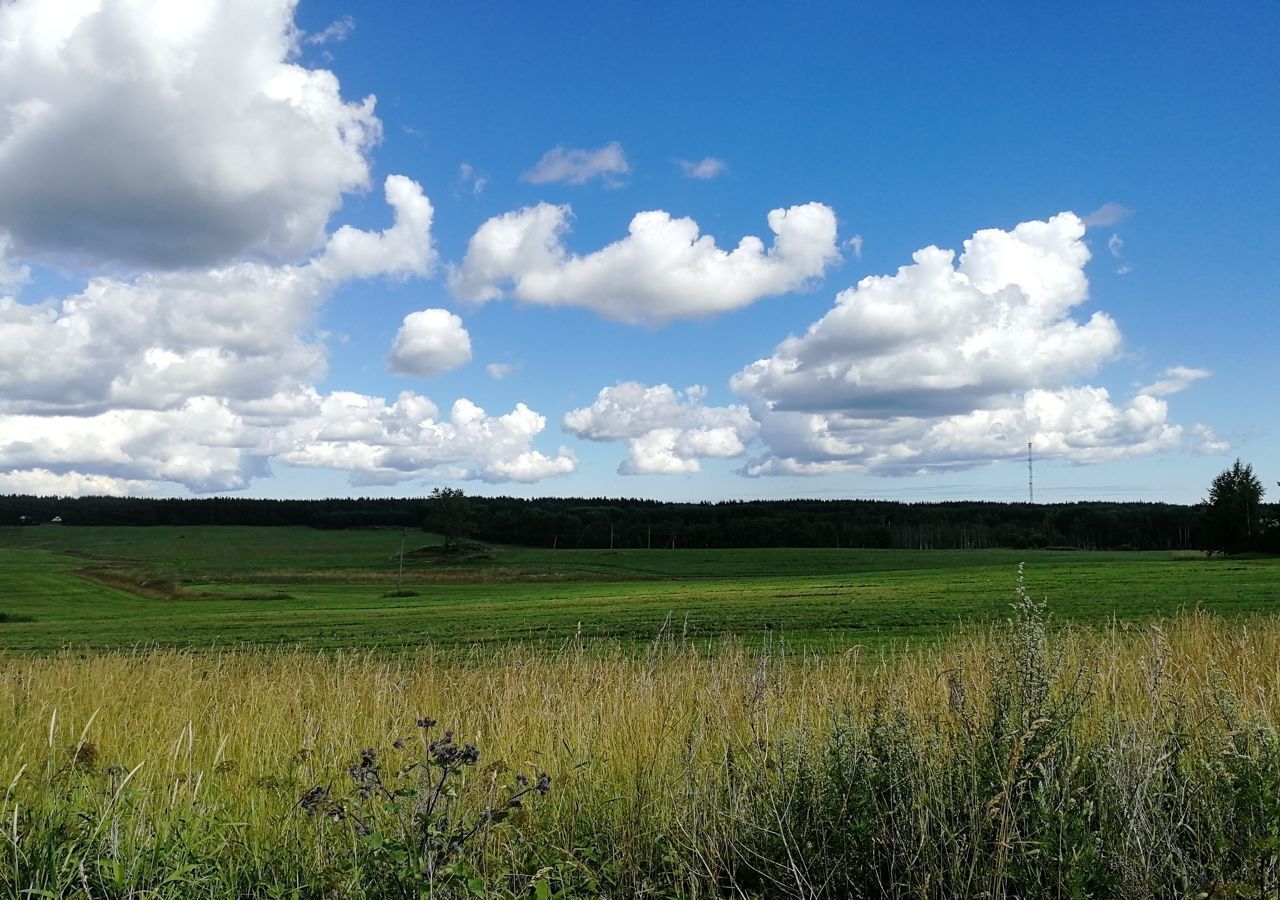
(1, 525, 1276, 653)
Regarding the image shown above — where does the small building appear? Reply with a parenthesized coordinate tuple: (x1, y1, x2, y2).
(50, 516, 63, 525)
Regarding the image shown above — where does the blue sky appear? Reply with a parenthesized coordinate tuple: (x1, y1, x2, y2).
(0, 1, 1275, 504)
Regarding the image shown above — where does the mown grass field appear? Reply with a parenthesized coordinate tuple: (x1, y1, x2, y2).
(0, 524, 1277, 653)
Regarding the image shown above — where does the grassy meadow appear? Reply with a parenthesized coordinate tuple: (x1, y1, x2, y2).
(2, 526, 1279, 896)
(1, 524, 1278, 653)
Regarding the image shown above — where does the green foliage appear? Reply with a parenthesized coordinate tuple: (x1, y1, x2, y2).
(425, 487, 473, 553)
(717, 586, 1280, 898)
(298, 722, 551, 898)
(0, 491, 1224, 551)
(1205, 459, 1266, 554)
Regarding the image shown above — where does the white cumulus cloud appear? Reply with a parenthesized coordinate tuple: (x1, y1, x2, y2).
(734, 214, 1114, 416)
(388, 309, 472, 378)
(280, 395, 578, 485)
(0, 177, 574, 492)
(314, 175, 436, 281)
(0, 390, 579, 493)
(0, 468, 163, 498)
(0, 176, 430, 416)
(0, 0, 579, 496)
(0, 0, 380, 268)
(564, 382, 757, 475)
(521, 141, 629, 186)
(450, 202, 840, 324)
(732, 212, 1218, 475)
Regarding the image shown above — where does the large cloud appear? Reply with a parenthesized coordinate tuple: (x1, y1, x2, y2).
(0, 0, 380, 268)
(450, 202, 840, 324)
(0, 175, 574, 493)
(0, 176, 430, 416)
(0, 0, 581, 497)
(564, 382, 757, 475)
(734, 214, 1114, 415)
(741, 388, 1200, 477)
(733, 213, 1221, 475)
(0, 391, 578, 493)
(0, 468, 160, 498)
(278, 394, 578, 485)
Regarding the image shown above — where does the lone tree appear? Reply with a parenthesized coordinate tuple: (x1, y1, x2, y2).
(425, 487, 472, 554)
(1204, 459, 1264, 554)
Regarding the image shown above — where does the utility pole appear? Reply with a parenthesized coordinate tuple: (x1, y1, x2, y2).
(397, 529, 406, 589)
(1027, 440, 1034, 504)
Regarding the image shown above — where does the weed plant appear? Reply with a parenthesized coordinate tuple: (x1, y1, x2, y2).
(2, 574, 1278, 897)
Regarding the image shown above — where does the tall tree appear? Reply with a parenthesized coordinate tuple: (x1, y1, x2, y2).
(1204, 459, 1264, 554)
(425, 487, 472, 554)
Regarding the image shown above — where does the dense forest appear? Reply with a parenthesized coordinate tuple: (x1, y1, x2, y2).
(4, 492, 1277, 553)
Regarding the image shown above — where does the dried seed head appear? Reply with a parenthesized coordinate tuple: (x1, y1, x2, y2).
(299, 785, 331, 815)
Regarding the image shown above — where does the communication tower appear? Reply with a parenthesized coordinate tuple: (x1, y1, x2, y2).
(1027, 440, 1034, 504)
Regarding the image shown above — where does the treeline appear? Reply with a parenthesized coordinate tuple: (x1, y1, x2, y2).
(5, 493, 1276, 552)
(0, 496, 427, 530)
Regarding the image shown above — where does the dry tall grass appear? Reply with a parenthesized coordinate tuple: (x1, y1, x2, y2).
(3, 602, 1279, 897)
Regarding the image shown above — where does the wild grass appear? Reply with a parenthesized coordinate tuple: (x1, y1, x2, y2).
(3, 579, 1279, 897)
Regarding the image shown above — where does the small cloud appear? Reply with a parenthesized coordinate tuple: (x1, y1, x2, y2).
(1190, 423, 1229, 454)
(521, 142, 629, 187)
(306, 15, 354, 46)
(676, 157, 727, 180)
(457, 163, 487, 196)
(1139, 366, 1211, 397)
(485, 362, 518, 380)
(1107, 233, 1132, 274)
(1082, 202, 1133, 228)
(564, 382, 758, 475)
(844, 234, 863, 260)
(388, 309, 472, 378)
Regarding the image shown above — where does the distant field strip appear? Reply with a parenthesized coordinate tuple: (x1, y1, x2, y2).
(2, 526, 1278, 653)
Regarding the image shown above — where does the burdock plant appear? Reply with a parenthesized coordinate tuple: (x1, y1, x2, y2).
(299, 718, 550, 897)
